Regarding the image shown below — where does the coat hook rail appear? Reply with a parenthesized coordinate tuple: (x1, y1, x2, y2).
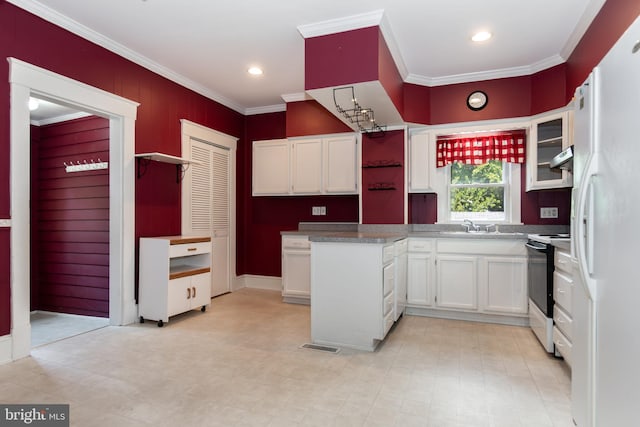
(64, 158, 109, 173)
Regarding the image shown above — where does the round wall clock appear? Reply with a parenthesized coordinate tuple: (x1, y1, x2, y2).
(467, 91, 488, 111)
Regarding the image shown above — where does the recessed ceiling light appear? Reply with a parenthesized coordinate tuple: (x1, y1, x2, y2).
(248, 67, 263, 76)
(472, 31, 492, 42)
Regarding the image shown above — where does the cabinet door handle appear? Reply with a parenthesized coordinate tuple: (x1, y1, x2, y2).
(187, 247, 197, 252)
(187, 287, 191, 299)
(192, 286, 196, 298)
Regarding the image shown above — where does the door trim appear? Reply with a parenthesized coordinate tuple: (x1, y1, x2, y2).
(7, 58, 138, 362)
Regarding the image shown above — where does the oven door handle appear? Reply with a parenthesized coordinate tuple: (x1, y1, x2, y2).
(525, 242, 548, 252)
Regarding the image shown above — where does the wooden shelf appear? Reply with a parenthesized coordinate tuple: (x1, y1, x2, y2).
(135, 152, 201, 182)
(362, 161, 402, 169)
(537, 137, 562, 147)
(169, 266, 211, 280)
(135, 152, 201, 165)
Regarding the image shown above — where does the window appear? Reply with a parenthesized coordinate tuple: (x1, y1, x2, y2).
(449, 160, 508, 222)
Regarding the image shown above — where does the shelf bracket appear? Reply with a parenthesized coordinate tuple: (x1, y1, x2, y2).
(134, 152, 198, 183)
(137, 157, 151, 179)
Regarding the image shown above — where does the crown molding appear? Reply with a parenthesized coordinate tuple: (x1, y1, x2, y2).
(377, 11, 409, 80)
(281, 92, 313, 103)
(561, 0, 607, 60)
(297, 9, 384, 38)
(407, 54, 565, 87)
(244, 104, 286, 116)
(7, 0, 246, 115)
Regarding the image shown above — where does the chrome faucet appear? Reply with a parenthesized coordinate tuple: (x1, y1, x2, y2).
(462, 219, 480, 232)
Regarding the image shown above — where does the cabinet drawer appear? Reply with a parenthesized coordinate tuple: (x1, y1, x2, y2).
(553, 326, 572, 367)
(553, 304, 572, 341)
(394, 239, 408, 255)
(383, 311, 394, 337)
(383, 263, 394, 295)
(383, 245, 394, 263)
(408, 239, 433, 252)
(170, 241, 211, 258)
(554, 250, 572, 275)
(282, 236, 310, 249)
(384, 292, 394, 316)
(554, 271, 573, 313)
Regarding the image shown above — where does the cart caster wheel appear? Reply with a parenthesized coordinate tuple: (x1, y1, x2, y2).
(140, 316, 144, 323)
(201, 305, 206, 312)
(157, 320, 164, 327)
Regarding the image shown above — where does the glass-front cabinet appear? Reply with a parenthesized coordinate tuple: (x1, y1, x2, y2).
(526, 111, 572, 191)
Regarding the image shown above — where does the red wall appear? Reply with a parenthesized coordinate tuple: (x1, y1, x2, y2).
(0, 228, 9, 334)
(566, 0, 640, 100)
(0, 1, 637, 335)
(429, 76, 533, 125)
(409, 193, 438, 224)
(286, 100, 351, 137)
(361, 130, 405, 224)
(377, 29, 404, 116)
(31, 116, 110, 317)
(242, 111, 359, 277)
(305, 26, 380, 90)
(0, 2, 244, 335)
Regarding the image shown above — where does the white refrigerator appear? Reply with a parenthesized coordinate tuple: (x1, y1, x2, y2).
(571, 14, 640, 427)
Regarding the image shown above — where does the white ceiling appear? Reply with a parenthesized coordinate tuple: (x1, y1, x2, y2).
(11, 0, 605, 115)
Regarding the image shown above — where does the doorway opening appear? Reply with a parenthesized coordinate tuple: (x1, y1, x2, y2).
(8, 58, 138, 361)
(28, 97, 111, 348)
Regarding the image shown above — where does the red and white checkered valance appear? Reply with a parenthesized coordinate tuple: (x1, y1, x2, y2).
(436, 130, 526, 168)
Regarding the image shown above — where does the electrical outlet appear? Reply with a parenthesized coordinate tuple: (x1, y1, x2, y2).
(312, 206, 326, 216)
(540, 207, 558, 218)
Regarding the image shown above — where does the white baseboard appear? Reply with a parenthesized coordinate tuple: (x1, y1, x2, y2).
(405, 306, 530, 327)
(0, 335, 12, 365)
(235, 275, 282, 292)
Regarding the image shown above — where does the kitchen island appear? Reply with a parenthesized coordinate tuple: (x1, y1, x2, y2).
(310, 232, 405, 351)
(291, 223, 569, 351)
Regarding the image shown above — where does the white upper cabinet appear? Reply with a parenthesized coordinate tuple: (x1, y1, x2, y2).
(527, 111, 573, 191)
(252, 139, 290, 195)
(324, 135, 358, 193)
(408, 131, 434, 192)
(292, 137, 323, 194)
(252, 134, 358, 196)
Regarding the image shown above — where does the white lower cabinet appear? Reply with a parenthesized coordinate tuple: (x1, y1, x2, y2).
(139, 236, 212, 327)
(436, 255, 478, 310)
(407, 237, 528, 324)
(407, 239, 435, 307)
(393, 239, 408, 321)
(311, 240, 399, 351)
(553, 244, 574, 365)
(407, 252, 434, 306)
(281, 235, 311, 304)
(166, 273, 210, 318)
(482, 256, 528, 314)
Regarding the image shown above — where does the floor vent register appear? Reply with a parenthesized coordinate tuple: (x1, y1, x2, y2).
(300, 343, 340, 354)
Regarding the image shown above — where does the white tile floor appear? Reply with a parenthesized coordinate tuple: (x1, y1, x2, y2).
(1, 289, 573, 426)
(30, 311, 110, 348)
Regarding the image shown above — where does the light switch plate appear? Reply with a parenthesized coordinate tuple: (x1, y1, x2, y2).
(312, 206, 326, 216)
(540, 207, 558, 218)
